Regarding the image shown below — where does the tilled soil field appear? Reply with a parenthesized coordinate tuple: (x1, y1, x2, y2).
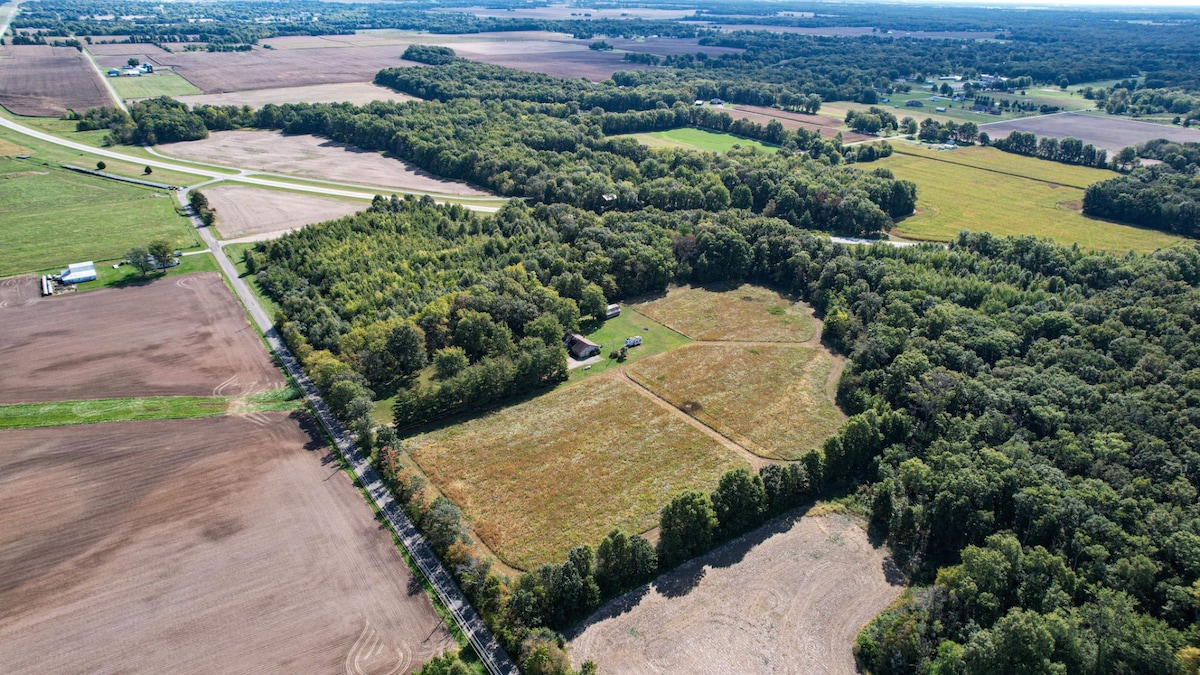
(0, 413, 456, 674)
(0, 272, 285, 404)
(206, 185, 364, 240)
(148, 45, 420, 93)
(163, 130, 493, 196)
(177, 82, 415, 109)
(450, 40, 651, 80)
(980, 111, 1200, 155)
(0, 45, 111, 117)
(569, 513, 903, 674)
(730, 105, 873, 143)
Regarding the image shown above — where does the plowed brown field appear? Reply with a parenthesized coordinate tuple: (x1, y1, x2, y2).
(569, 513, 903, 674)
(148, 45, 420, 93)
(206, 185, 364, 240)
(0, 413, 456, 674)
(0, 45, 110, 116)
(0, 272, 285, 404)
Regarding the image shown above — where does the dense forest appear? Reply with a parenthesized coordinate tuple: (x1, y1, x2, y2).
(254, 194, 1200, 674)
(1084, 165, 1200, 238)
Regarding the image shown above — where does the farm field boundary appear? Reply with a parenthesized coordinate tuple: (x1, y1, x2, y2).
(892, 142, 1115, 189)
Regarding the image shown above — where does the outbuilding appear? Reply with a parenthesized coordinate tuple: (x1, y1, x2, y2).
(59, 261, 97, 284)
(564, 333, 601, 359)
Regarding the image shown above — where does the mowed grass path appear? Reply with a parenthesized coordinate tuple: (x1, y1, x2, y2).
(879, 148, 1183, 253)
(635, 284, 815, 343)
(0, 157, 200, 275)
(628, 343, 843, 461)
(109, 72, 203, 100)
(623, 127, 777, 153)
(407, 376, 746, 570)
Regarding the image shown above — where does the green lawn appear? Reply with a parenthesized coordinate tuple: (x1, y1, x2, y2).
(623, 127, 777, 153)
(0, 396, 227, 429)
(109, 72, 203, 100)
(0, 156, 203, 276)
(73, 252, 217, 291)
(567, 306, 692, 381)
(878, 150, 1183, 253)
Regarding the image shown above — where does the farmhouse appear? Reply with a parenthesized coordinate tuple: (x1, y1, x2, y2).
(58, 261, 96, 284)
(606, 303, 621, 319)
(564, 333, 601, 359)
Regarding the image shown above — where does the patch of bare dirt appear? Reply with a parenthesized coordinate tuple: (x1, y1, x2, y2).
(162, 130, 493, 196)
(204, 185, 364, 239)
(0, 45, 111, 117)
(177, 82, 415, 109)
(569, 513, 903, 674)
(0, 413, 456, 674)
(0, 272, 284, 404)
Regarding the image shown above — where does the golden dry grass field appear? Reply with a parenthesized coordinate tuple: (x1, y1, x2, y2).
(628, 343, 843, 461)
(406, 375, 747, 570)
(634, 284, 816, 342)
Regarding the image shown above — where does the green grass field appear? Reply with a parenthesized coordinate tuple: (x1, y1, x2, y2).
(0, 156, 203, 276)
(623, 127, 777, 153)
(74, 252, 217, 291)
(109, 72, 203, 100)
(635, 283, 816, 343)
(568, 307, 691, 381)
(0, 396, 227, 429)
(878, 148, 1183, 253)
(407, 375, 746, 569)
(892, 144, 1117, 190)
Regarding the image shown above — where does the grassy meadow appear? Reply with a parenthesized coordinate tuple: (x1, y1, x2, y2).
(406, 375, 746, 570)
(635, 284, 815, 342)
(891, 144, 1117, 189)
(624, 127, 777, 153)
(628, 343, 843, 460)
(0, 157, 202, 276)
(878, 148, 1183, 253)
(109, 72, 203, 100)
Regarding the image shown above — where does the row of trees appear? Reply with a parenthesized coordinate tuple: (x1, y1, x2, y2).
(1083, 164, 1200, 238)
(989, 130, 1111, 169)
(76, 97, 208, 145)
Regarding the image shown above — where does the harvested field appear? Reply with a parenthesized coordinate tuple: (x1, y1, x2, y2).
(205, 185, 364, 240)
(705, 24, 998, 39)
(148, 45, 420, 93)
(444, 6, 696, 20)
(83, 41, 171, 57)
(178, 82, 415, 109)
(162, 130, 493, 196)
(569, 512, 903, 674)
(629, 343, 844, 460)
(0, 45, 110, 117)
(729, 104, 873, 143)
(635, 284, 816, 343)
(0, 272, 285, 404)
(563, 37, 744, 58)
(407, 375, 746, 570)
(980, 111, 1200, 155)
(0, 413, 455, 674)
(262, 30, 574, 50)
(450, 40, 649, 80)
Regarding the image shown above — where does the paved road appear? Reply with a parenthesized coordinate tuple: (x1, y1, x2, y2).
(178, 190, 518, 675)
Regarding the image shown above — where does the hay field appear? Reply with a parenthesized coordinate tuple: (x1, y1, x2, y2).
(0, 45, 110, 116)
(178, 82, 415, 109)
(204, 185, 364, 240)
(161, 130, 494, 196)
(407, 375, 747, 570)
(625, 128, 777, 153)
(892, 143, 1117, 189)
(569, 512, 902, 674)
(877, 150, 1183, 253)
(0, 413, 455, 674)
(635, 284, 816, 343)
(629, 343, 843, 460)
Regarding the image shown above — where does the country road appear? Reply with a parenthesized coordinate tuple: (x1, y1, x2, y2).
(177, 188, 519, 675)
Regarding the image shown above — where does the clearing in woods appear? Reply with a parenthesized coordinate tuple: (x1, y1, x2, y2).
(0, 414, 456, 674)
(568, 512, 903, 675)
(160, 130, 496, 197)
(0, 273, 285, 404)
(634, 284, 816, 343)
(624, 127, 777, 153)
(628, 343, 844, 460)
(877, 147, 1184, 253)
(203, 185, 364, 240)
(406, 375, 747, 570)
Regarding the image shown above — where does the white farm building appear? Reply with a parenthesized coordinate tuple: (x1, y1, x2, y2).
(59, 261, 97, 284)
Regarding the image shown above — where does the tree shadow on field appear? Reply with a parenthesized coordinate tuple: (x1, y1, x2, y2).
(563, 585, 652, 640)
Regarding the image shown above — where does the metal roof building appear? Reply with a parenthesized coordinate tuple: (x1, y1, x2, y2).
(60, 261, 97, 284)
